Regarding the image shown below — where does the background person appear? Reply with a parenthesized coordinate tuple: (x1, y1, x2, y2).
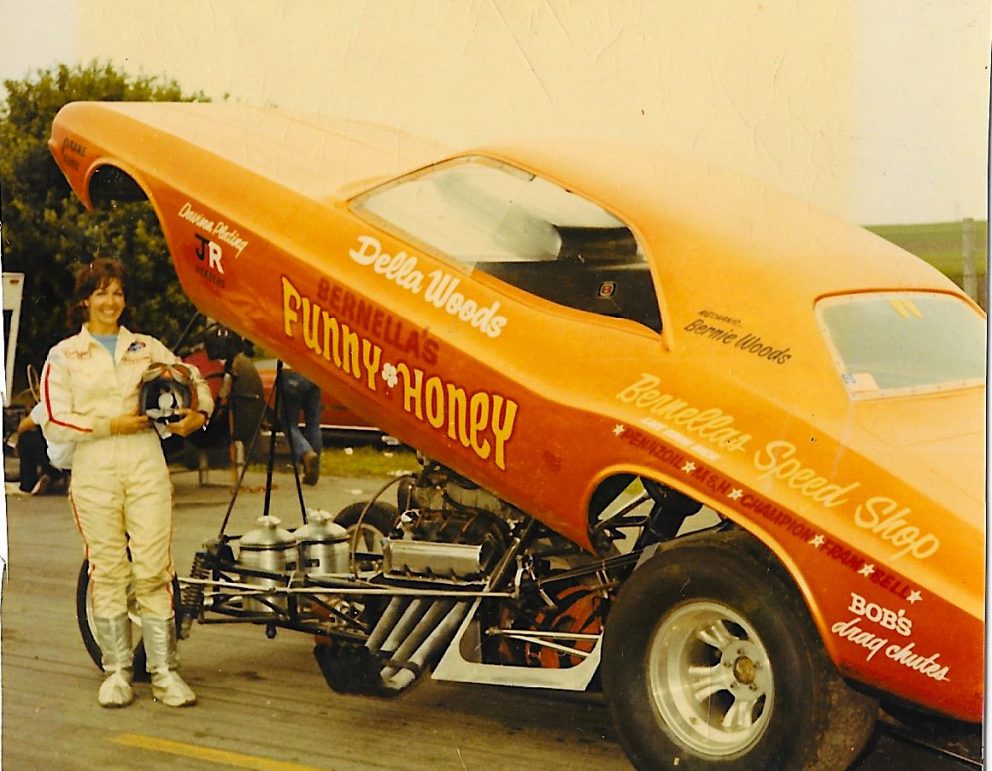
(201, 325, 266, 448)
(227, 349, 265, 444)
(41, 258, 212, 709)
(14, 401, 69, 494)
(182, 325, 266, 475)
(280, 368, 322, 485)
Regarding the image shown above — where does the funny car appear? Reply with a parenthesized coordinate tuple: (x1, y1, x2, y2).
(49, 102, 985, 769)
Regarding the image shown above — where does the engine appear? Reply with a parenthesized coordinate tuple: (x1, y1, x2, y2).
(382, 460, 521, 581)
(313, 458, 621, 696)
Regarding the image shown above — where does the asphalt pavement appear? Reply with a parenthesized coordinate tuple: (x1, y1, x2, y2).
(1, 461, 980, 769)
(3, 463, 632, 770)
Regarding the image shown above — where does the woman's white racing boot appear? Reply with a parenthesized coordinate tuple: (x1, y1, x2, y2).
(93, 615, 134, 707)
(142, 615, 197, 707)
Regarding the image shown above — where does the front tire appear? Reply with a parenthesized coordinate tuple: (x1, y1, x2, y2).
(602, 529, 877, 770)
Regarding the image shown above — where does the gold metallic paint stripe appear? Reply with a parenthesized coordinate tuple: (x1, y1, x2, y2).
(110, 733, 326, 770)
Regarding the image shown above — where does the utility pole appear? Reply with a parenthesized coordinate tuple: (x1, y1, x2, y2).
(961, 217, 977, 301)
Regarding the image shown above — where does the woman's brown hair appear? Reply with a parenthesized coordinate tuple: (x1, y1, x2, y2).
(66, 258, 131, 330)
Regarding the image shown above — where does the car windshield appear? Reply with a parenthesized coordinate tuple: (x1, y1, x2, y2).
(817, 292, 986, 399)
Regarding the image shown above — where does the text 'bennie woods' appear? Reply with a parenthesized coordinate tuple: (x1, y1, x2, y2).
(282, 277, 518, 469)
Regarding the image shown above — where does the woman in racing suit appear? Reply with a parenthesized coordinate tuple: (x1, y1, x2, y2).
(41, 258, 213, 708)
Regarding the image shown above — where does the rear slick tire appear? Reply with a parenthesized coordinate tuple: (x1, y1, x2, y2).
(602, 529, 878, 770)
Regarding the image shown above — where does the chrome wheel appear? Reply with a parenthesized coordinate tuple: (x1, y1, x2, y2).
(603, 531, 877, 769)
(648, 600, 773, 758)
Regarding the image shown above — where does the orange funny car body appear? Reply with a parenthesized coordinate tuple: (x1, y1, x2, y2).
(51, 102, 985, 768)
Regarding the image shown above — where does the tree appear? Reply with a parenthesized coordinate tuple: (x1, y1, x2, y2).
(0, 62, 208, 391)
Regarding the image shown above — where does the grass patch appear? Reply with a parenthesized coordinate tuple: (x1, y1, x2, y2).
(243, 442, 419, 478)
(321, 445, 419, 478)
(865, 220, 987, 279)
(248, 446, 419, 478)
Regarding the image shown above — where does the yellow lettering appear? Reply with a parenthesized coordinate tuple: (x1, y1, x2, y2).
(425, 377, 445, 428)
(398, 363, 423, 419)
(490, 395, 518, 470)
(301, 297, 322, 355)
(322, 311, 341, 367)
(361, 339, 381, 391)
(341, 324, 361, 378)
(469, 393, 491, 461)
(446, 384, 469, 447)
(282, 277, 300, 338)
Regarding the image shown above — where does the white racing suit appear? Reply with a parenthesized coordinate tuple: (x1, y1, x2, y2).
(42, 325, 213, 619)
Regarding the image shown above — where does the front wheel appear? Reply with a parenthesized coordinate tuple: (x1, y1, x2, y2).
(602, 529, 878, 770)
(76, 560, 182, 681)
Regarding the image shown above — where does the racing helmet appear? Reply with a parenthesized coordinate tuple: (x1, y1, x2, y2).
(140, 363, 197, 429)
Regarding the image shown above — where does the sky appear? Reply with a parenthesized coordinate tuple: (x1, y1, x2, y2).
(0, 0, 988, 226)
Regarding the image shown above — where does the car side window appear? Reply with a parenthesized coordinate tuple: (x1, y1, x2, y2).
(351, 156, 662, 332)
